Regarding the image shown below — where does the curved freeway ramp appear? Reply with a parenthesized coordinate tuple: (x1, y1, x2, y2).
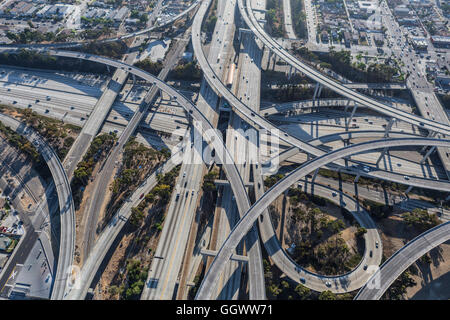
(238, 0, 450, 136)
(355, 221, 450, 300)
(195, 138, 450, 299)
(192, 0, 265, 300)
(7, 48, 265, 300)
(191, 0, 450, 194)
(0, 113, 75, 300)
(258, 181, 382, 293)
(66, 149, 182, 300)
(0, 46, 448, 192)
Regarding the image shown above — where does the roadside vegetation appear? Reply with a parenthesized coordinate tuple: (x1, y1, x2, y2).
(0, 49, 110, 74)
(76, 41, 128, 59)
(71, 133, 117, 209)
(101, 166, 180, 300)
(105, 137, 170, 221)
(292, 46, 402, 83)
(129, 166, 181, 229)
(202, 0, 218, 33)
(134, 59, 163, 76)
(170, 62, 203, 81)
(267, 0, 284, 38)
(402, 208, 440, 232)
(0, 106, 81, 160)
(317, 168, 408, 194)
(381, 265, 417, 300)
(0, 119, 40, 163)
(284, 187, 363, 275)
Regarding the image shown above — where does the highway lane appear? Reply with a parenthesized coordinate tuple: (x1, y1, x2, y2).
(195, 137, 450, 299)
(190, 0, 266, 299)
(65, 149, 183, 299)
(5, 42, 265, 301)
(195, 0, 244, 300)
(141, 150, 202, 300)
(355, 221, 450, 300)
(0, 114, 75, 300)
(3, 73, 442, 186)
(1, 47, 447, 195)
(379, 0, 450, 180)
(212, 22, 265, 299)
(81, 36, 189, 261)
(2, 46, 446, 298)
(63, 67, 128, 180)
(282, 0, 296, 39)
(0, 49, 255, 221)
(238, 0, 450, 136)
(0, 78, 190, 147)
(257, 178, 382, 293)
(192, 0, 450, 194)
(138, 21, 225, 300)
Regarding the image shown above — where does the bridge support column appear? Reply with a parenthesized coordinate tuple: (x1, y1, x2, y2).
(313, 83, 322, 101)
(344, 99, 352, 113)
(405, 185, 413, 194)
(384, 117, 396, 138)
(420, 146, 436, 164)
(317, 83, 323, 97)
(376, 147, 388, 166)
(421, 131, 438, 153)
(107, 65, 111, 73)
(132, 73, 136, 86)
(354, 173, 361, 183)
(287, 65, 293, 80)
(267, 50, 272, 69)
(346, 104, 358, 128)
(312, 168, 318, 183)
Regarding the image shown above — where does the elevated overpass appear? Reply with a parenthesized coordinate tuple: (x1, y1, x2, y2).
(237, 0, 450, 136)
(0, 114, 75, 300)
(355, 221, 450, 300)
(191, 0, 450, 196)
(195, 138, 450, 299)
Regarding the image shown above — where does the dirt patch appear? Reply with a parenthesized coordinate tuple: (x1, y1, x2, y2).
(375, 210, 449, 299)
(406, 242, 450, 300)
(271, 188, 362, 276)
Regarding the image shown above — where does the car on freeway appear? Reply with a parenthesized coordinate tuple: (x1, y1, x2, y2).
(404, 176, 410, 180)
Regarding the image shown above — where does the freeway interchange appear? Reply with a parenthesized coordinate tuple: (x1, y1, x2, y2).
(0, 0, 448, 302)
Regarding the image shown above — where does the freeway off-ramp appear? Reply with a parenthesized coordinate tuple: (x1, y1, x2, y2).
(0, 44, 265, 300)
(355, 221, 450, 300)
(195, 138, 450, 299)
(258, 179, 382, 293)
(238, 0, 450, 136)
(192, 0, 450, 196)
(0, 114, 75, 300)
